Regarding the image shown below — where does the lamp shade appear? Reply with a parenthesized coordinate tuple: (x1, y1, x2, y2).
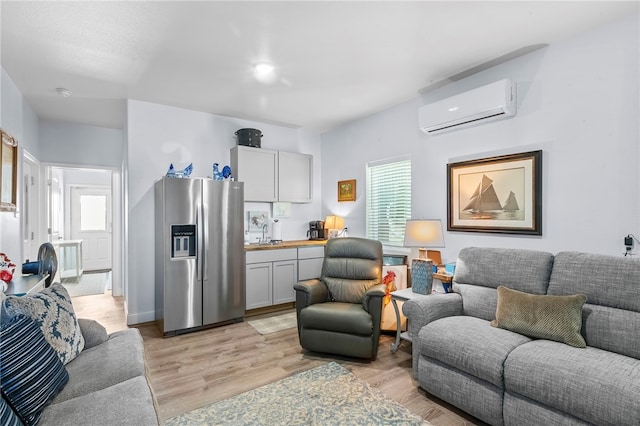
(403, 219, 445, 248)
(324, 215, 344, 229)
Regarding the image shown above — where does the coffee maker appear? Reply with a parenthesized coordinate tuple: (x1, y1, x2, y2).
(308, 220, 326, 240)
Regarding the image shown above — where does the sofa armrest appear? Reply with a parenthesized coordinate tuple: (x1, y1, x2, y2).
(402, 293, 463, 340)
(78, 318, 109, 349)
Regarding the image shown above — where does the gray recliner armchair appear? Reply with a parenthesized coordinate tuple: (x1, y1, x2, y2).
(294, 237, 385, 360)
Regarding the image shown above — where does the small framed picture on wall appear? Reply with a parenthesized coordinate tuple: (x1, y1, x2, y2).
(338, 179, 356, 202)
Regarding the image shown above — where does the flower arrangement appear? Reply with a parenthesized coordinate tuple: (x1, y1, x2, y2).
(0, 253, 16, 283)
(382, 270, 397, 306)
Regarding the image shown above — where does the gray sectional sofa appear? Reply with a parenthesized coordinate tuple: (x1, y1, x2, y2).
(403, 247, 640, 426)
(39, 320, 159, 425)
(1, 280, 159, 425)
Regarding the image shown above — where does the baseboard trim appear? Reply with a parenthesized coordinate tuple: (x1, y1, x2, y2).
(127, 310, 155, 326)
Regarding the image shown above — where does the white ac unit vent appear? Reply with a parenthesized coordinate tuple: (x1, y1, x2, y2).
(419, 79, 516, 134)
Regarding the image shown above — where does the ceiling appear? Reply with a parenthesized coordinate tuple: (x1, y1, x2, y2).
(1, 1, 636, 133)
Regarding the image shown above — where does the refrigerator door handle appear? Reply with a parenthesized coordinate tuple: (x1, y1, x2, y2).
(196, 202, 202, 282)
(202, 202, 209, 281)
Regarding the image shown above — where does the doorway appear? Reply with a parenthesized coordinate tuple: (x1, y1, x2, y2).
(22, 151, 41, 263)
(45, 165, 120, 298)
(69, 186, 112, 271)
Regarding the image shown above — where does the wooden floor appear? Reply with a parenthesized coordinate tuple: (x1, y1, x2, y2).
(71, 293, 483, 425)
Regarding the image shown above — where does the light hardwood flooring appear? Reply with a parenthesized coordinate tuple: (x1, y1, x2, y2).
(71, 293, 484, 425)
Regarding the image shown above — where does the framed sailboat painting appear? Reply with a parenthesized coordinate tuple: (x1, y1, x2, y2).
(447, 150, 542, 235)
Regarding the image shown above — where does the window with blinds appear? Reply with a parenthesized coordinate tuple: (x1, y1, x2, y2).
(366, 157, 411, 246)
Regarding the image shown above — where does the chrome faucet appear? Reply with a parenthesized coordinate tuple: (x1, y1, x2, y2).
(261, 224, 269, 244)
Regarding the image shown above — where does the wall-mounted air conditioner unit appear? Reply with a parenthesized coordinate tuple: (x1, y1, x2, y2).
(419, 79, 516, 134)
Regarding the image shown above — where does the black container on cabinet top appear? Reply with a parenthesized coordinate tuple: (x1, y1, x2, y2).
(235, 128, 262, 148)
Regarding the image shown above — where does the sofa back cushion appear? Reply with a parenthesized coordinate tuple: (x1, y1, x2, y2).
(548, 251, 640, 359)
(453, 247, 554, 321)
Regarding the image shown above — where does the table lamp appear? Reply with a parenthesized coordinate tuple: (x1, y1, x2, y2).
(324, 215, 345, 238)
(403, 219, 445, 294)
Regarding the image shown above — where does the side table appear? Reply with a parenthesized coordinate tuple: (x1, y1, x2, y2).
(4, 274, 49, 296)
(389, 288, 431, 353)
(389, 272, 454, 353)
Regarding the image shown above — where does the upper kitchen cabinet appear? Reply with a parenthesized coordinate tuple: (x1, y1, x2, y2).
(231, 146, 278, 202)
(278, 151, 312, 203)
(231, 146, 312, 203)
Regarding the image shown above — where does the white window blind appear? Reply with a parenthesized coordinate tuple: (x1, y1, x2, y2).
(366, 158, 411, 246)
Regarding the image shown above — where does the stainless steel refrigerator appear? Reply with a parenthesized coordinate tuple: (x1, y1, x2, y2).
(155, 177, 245, 336)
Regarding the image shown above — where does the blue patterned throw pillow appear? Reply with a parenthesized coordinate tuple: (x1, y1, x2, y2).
(3, 283, 85, 364)
(0, 396, 23, 426)
(0, 314, 69, 426)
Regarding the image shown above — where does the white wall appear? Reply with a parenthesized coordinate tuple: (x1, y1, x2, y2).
(126, 100, 322, 324)
(0, 68, 40, 263)
(39, 120, 123, 168)
(321, 14, 640, 263)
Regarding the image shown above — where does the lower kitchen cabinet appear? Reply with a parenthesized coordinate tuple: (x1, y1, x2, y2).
(245, 248, 298, 309)
(245, 262, 272, 310)
(272, 260, 298, 305)
(297, 246, 325, 280)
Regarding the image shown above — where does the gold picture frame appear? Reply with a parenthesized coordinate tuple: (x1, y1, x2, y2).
(338, 179, 356, 202)
(0, 130, 18, 212)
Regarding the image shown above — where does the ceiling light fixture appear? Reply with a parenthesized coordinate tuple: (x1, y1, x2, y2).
(56, 87, 72, 98)
(252, 62, 277, 84)
(253, 62, 275, 76)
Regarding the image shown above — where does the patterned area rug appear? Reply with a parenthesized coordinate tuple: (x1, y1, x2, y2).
(61, 271, 110, 297)
(248, 311, 297, 335)
(165, 362, 429, 425)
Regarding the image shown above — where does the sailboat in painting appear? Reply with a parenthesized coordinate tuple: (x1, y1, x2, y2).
(463, 175, 502, 213)
(502, 191, 519, 211)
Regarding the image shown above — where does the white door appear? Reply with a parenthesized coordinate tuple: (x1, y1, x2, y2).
(70, 186, 112, 271)
(47, 171, 62, 242)
(22, 153, 40, 262)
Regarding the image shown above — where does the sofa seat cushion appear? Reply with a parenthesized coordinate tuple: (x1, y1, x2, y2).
(505, 340, 640, 425)
(40, 376, 159, 426)
(52, 329, 145, 404)
(300, 302, 372, 335)
(418, 316, 531, 387)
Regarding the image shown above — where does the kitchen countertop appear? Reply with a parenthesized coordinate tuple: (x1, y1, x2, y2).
(244, 239, 327, 251)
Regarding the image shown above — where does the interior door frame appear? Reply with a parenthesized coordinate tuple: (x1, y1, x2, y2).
(22, 150, 42, 262)
(42, 162, 123, 297)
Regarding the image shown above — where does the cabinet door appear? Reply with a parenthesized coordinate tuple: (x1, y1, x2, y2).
(231, 146, 278, 202)
(278, 151, 312, 203)
(298, 258, 323, 281)
(246, 262, 273, 309)
(272, 260, 297, 305)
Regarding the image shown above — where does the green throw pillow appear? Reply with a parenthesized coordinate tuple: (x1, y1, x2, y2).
(490, 286, 587, 348)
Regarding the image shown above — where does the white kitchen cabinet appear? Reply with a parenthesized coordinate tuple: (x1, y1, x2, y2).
(230, 146, 278, 202)
(245, 248, 298, 309)
(231, 146, 312, 203)
(278, 151, 312, 203)
(272, 260, 298, 304)
(297, 246, 325, 280)
(246, 262, 272, 309)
